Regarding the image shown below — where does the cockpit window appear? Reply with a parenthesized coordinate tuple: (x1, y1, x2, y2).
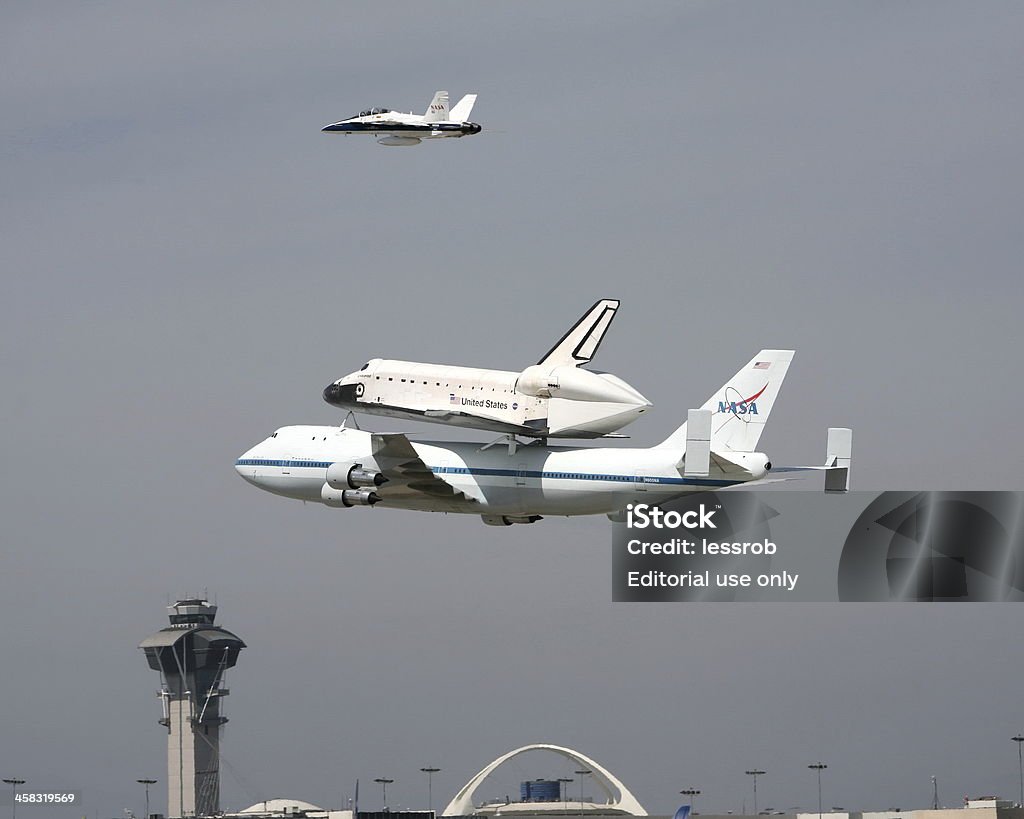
(360, 362, 369, 371)
(356, 107, 391, 117)
(271, 432, 277, 438)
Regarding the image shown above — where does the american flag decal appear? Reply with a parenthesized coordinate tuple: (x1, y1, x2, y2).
(450, 393, 457, 404)
(753, 361, 771, 370)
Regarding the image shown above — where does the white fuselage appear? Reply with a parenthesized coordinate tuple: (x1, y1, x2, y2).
(324, 359, 652, 439)
(321, 111, 480, 143)
(236, 425, 769, 518)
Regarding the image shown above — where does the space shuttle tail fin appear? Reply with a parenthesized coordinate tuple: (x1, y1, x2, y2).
(656, 350, 795, 453)
(535, 299, 620, 368)
(423, 90, 450, 122)
(449, 94, 478, 122)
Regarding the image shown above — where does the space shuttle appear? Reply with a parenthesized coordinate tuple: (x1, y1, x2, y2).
(322, 299, 652, 439)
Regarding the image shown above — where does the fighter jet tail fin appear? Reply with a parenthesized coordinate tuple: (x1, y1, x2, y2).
(536, 299, 620, 368)
(657, 350, 795, 453)
(423, 90, 450, 122)
(449, 94, 478, 122)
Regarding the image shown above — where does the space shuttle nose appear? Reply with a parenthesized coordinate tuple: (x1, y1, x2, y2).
(323, 382, 342, 405)
(324, 381, 359, 407)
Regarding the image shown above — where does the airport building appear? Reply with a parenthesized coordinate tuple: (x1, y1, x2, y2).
(139, 599, 245, 819)
(135, 601, 1024, 819)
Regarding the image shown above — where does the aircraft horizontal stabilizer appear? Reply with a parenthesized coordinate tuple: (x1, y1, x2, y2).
(770, 427, 853, 492)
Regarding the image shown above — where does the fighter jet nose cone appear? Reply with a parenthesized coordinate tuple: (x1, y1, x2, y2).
(463, 122, 481, 134)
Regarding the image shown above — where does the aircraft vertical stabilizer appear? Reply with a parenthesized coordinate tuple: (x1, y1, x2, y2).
(658, 350, 794, 453)
(449, 94, 478, 122)
(424, 90, 450, 122)
(536, 299, 620, 368)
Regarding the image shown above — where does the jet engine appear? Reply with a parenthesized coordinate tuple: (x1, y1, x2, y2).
(481, 514, 543, 526)
(326, 463, 388, 490)
(321, 483, 381, 508)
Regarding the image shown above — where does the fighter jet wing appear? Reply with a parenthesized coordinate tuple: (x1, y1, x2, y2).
(370, 433, 483, 502)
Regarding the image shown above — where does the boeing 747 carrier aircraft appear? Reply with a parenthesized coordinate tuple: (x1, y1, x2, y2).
(323, 299, 652, 439)
(237, 350, 852, 526)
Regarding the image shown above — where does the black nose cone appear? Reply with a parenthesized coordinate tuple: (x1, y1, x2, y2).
(464, 122, 482, 134)
(324, 382, 351, 406)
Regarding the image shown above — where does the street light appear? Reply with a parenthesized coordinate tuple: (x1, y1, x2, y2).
(3, 779, 25, 819)
(421, 768, 441, 813)
(136, 779, 157, 819)
(558, 778, 574, 806)
(680, 789, 701, 814)
(745, 771, 765, 816)
(375, 778, 395, 810)
(1013, 736, 1024, 807)
(808, 764, 827, 819)
(575, 770, 592, 817)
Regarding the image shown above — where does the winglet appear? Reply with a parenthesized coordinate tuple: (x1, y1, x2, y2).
(536, 299, 620, 367)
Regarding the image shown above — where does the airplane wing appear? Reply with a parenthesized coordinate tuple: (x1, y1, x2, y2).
(370, 433, 483, 502)
(422, 409, 545, 436)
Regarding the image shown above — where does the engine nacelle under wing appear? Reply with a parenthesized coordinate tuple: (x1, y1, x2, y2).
(326, 463, 388, 490)
(481, 514, 543, 526)
(321, 483, 381, 507)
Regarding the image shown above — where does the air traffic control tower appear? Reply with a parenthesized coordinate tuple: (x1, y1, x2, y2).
(140, 599, 245, 818)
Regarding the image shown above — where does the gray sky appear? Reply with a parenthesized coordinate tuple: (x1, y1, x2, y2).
(2, 2, 1024, 818)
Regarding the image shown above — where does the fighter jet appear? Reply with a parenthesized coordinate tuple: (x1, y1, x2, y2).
(322, 91, 481, 146)
(322, 299, 653, 440)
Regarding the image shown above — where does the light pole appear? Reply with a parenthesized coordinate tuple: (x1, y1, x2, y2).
(136, 779, 157, 819)
(745, 771, 765, 816)
(808, 764, 826, 819)
(681, 789, 701, 814)
(1013, 736, 1024, 807)
(2, 782, 24, 818)
(931, 776, 938, 810)
(575, 770, 591, 817)
(421, 768, 440, 813)
(559, 778, 574, 807)
(375, 778, 394, 810)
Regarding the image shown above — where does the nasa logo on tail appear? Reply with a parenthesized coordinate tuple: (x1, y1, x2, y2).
(717, 384, 768, 419)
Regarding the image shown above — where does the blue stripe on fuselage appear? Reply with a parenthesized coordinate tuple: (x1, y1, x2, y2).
(234, 459, 738, 488)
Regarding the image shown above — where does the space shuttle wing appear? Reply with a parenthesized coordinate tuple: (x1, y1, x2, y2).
(422, 409, 542, 436)
(370, 433, 483, 502)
